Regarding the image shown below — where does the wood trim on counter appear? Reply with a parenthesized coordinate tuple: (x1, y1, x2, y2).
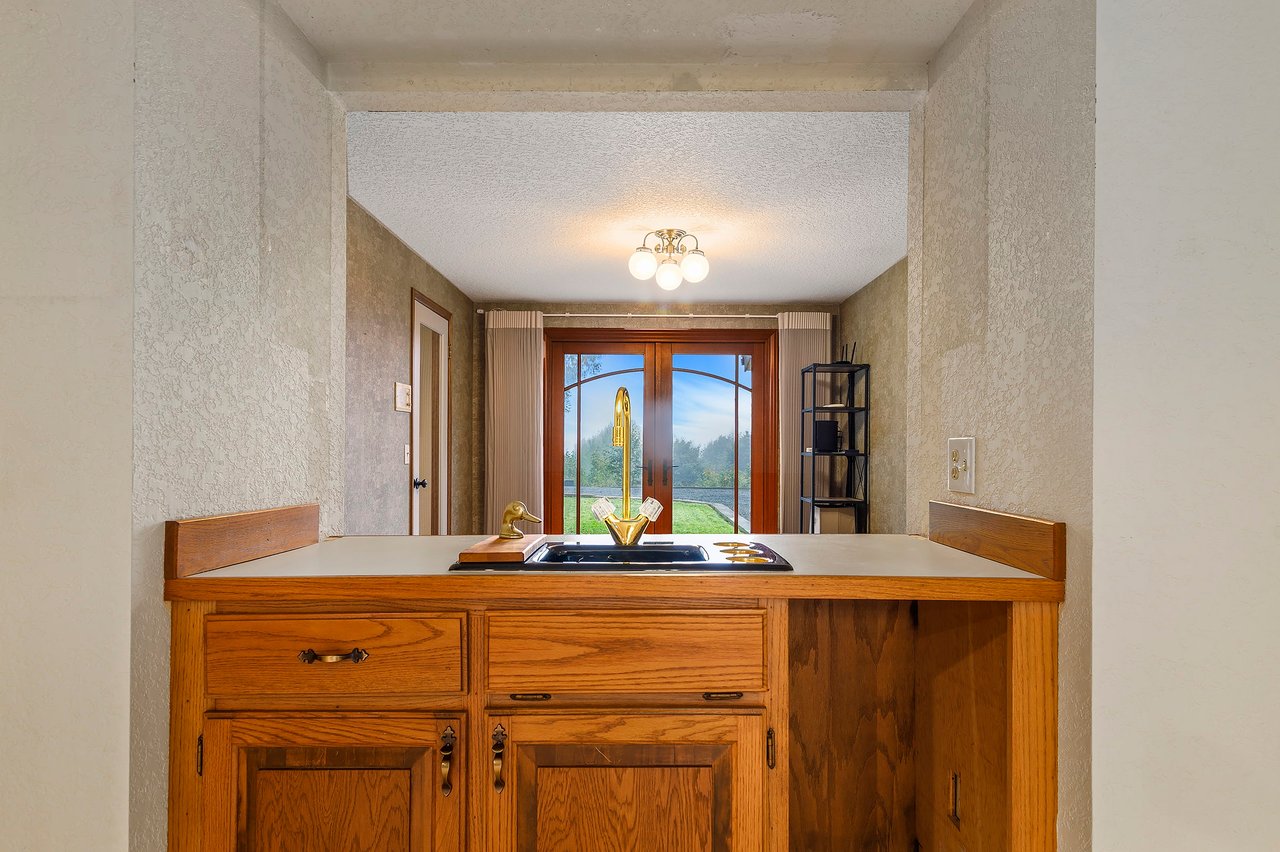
(164, 504, 319, 579)
(928, 502, 1066, 581)
(167, 573, 1064, 604)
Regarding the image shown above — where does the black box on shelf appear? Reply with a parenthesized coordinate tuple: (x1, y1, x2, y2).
(813, 420, 840, 452)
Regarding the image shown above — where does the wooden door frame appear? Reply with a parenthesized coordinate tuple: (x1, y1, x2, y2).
(410, 290, 452, 534)
(543, 327, 779, 534)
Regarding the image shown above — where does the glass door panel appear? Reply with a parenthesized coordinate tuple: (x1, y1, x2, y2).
(559, 350, 648, 534)
(669, 353, 749, 534)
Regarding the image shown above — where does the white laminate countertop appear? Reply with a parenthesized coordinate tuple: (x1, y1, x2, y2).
(205, 533, 1036, 580)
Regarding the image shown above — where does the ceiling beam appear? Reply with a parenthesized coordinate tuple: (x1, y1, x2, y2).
(332, 61, 926, 112)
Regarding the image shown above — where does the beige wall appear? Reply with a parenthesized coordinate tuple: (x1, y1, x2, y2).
(837, 258, 908, 534)
(0, 0, 134, 846)
(905, 0, 1095, 846)
(1095, 0, 1280, 847)
(131, 3, 347, 848)
(346, 199, 482, 535)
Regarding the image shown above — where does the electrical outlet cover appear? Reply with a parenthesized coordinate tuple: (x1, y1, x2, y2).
(394, 382, 412, 412)
(947, 437, 976, 494)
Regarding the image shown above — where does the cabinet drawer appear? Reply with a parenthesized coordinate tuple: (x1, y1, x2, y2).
(485, 609, 767, 693)
(205, 613, 465, 697)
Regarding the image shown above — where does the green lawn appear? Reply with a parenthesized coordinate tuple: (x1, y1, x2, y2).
(563, 497, 734, 534)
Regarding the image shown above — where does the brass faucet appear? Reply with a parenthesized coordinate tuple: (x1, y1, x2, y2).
(592, 387, 663, 546)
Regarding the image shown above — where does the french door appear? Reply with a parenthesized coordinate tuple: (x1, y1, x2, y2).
(545, 329, 778, 535)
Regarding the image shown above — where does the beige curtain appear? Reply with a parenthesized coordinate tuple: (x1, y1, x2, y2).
(485, 310, 545, 534)
(777, 312, 833, 533)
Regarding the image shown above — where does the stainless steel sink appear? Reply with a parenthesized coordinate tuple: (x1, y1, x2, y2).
(449, 541, 792, 571)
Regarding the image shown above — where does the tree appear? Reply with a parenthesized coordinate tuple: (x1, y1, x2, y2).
(562, 355, 605, 413)
(672, 438, 703, 486)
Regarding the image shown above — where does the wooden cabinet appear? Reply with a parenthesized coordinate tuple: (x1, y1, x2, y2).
(166, 502, 1064, 851)
(485, 609, 768, 694)
(481, 711, 767, 852)
(205, 613, 465, 698)
(201, 713, 463, 851)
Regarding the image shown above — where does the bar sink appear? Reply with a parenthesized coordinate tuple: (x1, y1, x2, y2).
(449, 541, 792, 571)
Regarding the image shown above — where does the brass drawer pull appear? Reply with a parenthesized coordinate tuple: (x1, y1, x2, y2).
(492, 725, 508, 793)
(440, 726, 456, 797)
(509, 693, 552, 701)
(702, 691, 744, 701)
(297, 648, 369, 664)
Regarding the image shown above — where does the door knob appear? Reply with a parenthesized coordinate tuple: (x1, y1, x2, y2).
(413, 478, 429, 489)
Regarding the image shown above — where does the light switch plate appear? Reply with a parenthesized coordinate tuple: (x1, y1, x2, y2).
(394, 382, 412, 412)
(947, 437, 976, 494)
(404, 444, 411, 465)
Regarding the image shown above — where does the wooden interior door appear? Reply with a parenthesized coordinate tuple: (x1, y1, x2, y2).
(202, 713, 463, 852)
(483, 712, 766, 852)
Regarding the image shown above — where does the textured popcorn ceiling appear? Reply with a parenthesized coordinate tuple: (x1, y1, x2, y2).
(279, 0, 973, 64)
(347, 111, 908, 303)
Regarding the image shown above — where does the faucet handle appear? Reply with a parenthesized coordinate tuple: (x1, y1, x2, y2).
(638, 497, 664, 521)
(590, 497, 617, 522)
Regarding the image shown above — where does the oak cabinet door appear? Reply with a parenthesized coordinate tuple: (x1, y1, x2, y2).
(202, 713, 462, 852)
(483, 712, 766, 852)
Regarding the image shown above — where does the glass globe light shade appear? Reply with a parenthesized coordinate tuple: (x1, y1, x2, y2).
(655, 259, 684, 291)
(628, 247, 658, 280)
(680, 249, 709, 283)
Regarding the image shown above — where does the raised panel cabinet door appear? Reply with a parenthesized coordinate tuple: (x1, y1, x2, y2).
(201, 713, 463, 852)
(483, 712, 767, 852)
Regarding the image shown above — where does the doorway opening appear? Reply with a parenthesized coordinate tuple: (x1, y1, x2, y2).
(545, 329, 778, 535)
(411, 292, 450, 534)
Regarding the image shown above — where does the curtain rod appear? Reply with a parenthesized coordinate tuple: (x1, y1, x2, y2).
(477, 309, 782, 320)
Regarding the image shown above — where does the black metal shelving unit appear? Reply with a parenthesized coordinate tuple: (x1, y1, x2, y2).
(799, 362, 870, 534)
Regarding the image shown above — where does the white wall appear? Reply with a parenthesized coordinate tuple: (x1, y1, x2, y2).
(0, 0, 134, 847)
(131, 1, 346, 847)
(1094, 1, 1280, 849)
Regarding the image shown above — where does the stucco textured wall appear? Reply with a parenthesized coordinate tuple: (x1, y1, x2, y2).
(837, 258, 908, 534)
(1095, 1, 1280, 848)
(346, 199, 482, 535)
(131, 2, 346, 848)
(1, 0, 134, 846)
(907, 0, 1095, 846)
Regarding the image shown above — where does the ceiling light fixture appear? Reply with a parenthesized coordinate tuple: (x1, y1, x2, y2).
(628, 229, 709, 290)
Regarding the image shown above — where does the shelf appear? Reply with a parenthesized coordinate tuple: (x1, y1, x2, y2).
(800, 497, 868, 507)
(801, 363, 869, 374)
(803, 406, 867, 414)
(802, 450, 867, 458)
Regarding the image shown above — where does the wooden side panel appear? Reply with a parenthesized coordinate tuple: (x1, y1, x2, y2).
(916, 601, 1011, 852)
(1010, 602, 1059, 852)
(929, 501, 1066, 581)
(168, 601, 214, 852)
(205, 613, 465, 697)
(788, 600, 916, 851)
(485, 609, 767, 693)
(764, 599, 790, 852)
(165, 503, 319, 579)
